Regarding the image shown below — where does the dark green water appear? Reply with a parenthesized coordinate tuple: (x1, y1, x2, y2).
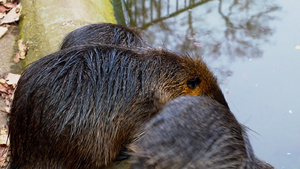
(124, 0, 300, 168)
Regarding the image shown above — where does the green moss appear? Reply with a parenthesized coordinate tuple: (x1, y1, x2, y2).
(19, 0, 123, 69)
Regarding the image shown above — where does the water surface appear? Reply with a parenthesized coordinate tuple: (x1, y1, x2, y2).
(124, 0, 300, 168)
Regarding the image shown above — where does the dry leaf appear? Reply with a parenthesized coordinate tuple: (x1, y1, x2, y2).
(0, 78, 5, 84)
(0, 127, 8, 145)
(3, 3, 17, 9)
(0, 6, 9, 14)
(0, 74, 19, 100)
(0, 83, 6, 93)
(13, 40, 28, 62)
(0, 145, 9, 167)
(17, 40, 27, 59)
(6, 73, 20, 86)
(0, 26, 8, 38)
(0, 13, 5, 19)
(0, 4, 21, 24)
(4, 107, 9, 113)
(0, 126, 9, 167)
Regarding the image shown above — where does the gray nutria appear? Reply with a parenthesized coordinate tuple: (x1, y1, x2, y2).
(130, 96, 273, 169)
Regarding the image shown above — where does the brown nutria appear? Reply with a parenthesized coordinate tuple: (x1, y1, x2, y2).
(129, 96, 273, 169)
(60, 23, 149, 49)
(9, 44, 228, 168)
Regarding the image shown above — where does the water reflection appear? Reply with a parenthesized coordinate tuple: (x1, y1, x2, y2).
(217, 0, 279, 59)
(123, 0, 280, 81)
(120, 0, 300, 169)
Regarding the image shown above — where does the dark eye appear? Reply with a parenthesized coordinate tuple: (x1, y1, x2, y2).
(187, 76, 202, 90)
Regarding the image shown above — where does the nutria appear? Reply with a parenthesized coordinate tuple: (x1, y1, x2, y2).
(129, 96, 273, 169)
(9, 44, 228, 168)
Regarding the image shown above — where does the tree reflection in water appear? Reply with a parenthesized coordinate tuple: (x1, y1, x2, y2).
(123, 0, 280, 82)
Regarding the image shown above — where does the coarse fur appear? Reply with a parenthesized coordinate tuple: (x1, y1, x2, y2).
(61, 23, 149, 49)
(9, 45, 228, 168)
(129, 96, 273, 169)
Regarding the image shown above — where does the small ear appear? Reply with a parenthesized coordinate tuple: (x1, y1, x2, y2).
(187, 76, 202, 90)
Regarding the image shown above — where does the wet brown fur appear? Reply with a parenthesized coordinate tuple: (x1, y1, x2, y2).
(9, 44, 228, 168)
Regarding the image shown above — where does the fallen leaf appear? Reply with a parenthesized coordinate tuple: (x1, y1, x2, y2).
(0, 26, 8, 38)
(0, 74, 19, 100)
(0, 13, 5, 19)
(3, 107, 9, 113)
(0, 84, 6, 93)
(0, 126, 9, 167)
(3, 3, 17, 9)
(0, 110, 8, 114)
(0, 79, 5, 84)
(13, 39, 28, 62)
(17, 40, 27, 59)
(0, 6, 9, 14)
(6, 73, 20, 86)
(0, 145, 9, 167)
(0, 4, 21, 24)
(0, 127, 8, 145)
